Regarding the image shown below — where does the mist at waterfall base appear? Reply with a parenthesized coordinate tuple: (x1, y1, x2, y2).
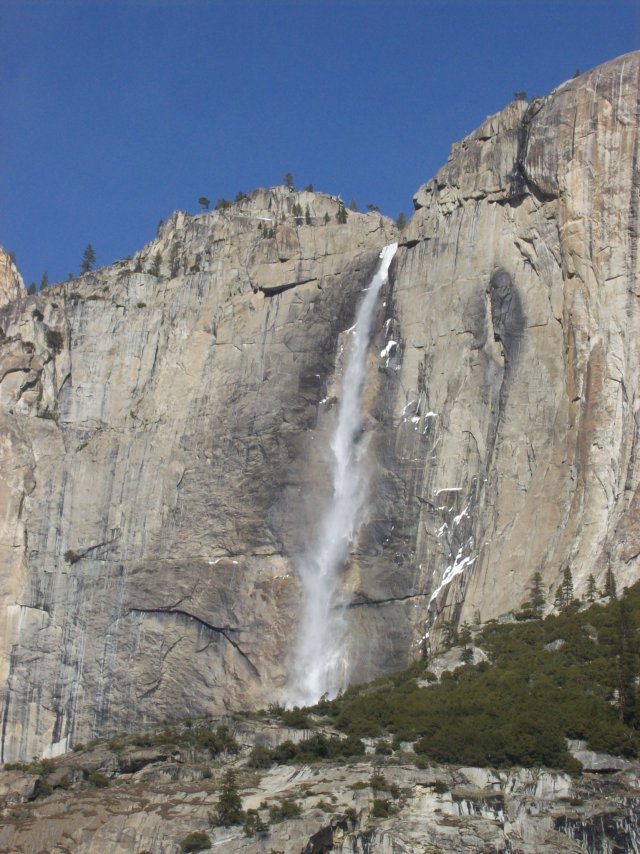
(288, 243, 398, 708)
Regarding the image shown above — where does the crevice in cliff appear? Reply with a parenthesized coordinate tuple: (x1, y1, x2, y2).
(260, 278, 318, 297)
(348, 590, 432, 608)
(63, 536, 120, 564)
(508, 98, 558, 204)
(128, 607, 259, 677)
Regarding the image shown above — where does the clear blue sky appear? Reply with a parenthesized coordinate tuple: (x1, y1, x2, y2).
(2, 0, 638, 287)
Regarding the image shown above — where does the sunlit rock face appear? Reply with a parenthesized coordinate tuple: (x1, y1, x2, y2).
(379, 51, 640, 646)
(0, 247, 24, 309)
(1, 51, 640, 759)
(0, 189, 396, 760)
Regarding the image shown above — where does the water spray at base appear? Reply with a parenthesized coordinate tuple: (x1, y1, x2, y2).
(289, 242, 398, 707)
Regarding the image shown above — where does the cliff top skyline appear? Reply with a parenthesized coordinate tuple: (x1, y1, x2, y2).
(2, 0, 638, 288)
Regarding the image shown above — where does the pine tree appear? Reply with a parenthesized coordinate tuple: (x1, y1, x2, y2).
(530, 571, 546, 617)
(27, 282, 36, 295)
(336, 204, 348, 225)
(458, 622, 472, 646)
(586, 574, 599, 602)
(614, 598, 638, 725)
(80, 244, 96, 274)
(40, 272, 49, 290)
(283, 172, 295, 189)
(323, 212, 330, 225)
(554, 566, 574, 610)
(349, 199, 358, 211)
(213, 769, 243, 826)
(395, 212, 407, 229)
(198, 196, 210, 210)
(305, 204, 311, 225)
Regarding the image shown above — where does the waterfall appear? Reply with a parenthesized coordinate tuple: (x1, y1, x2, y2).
(289, 242, 398, 707)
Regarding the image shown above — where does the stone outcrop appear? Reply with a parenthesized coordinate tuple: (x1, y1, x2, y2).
(0, 52, 639, 760)
(1, 719, 638, 853)
(0, 247, 24, 308)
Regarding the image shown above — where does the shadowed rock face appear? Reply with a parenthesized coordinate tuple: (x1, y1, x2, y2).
(1, 52, 640, 759)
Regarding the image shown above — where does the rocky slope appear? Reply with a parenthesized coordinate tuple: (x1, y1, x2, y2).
(0, 52, 639, 761)
(0, 716, 638, 854)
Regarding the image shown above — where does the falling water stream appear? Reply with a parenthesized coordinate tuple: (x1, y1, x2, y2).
(289, 242, 398, 707)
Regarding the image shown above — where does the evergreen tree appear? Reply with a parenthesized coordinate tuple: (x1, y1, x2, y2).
(529, 571, 546, 617)
(615, 597, 638, 725)
(283, 172, 295, 189)
(40, 272, 49, 290)
(213, 769, 243, 826)
(305, 204, 311, 225)
(323, 212, 330, 225)
(554, 566, 574, 610)
(198, 196, 210, 210)
(605, 568, 618, 599)
(586, 574, 599, 602)
(336, 204, 348, 225)
(304, 183, 313, 192)
(349, 199, 358, 211)
(80, 244, 96, 274)
(27, 282, 36, 295)
(458, 622, 472, 646)
(395, 212, 407, 229)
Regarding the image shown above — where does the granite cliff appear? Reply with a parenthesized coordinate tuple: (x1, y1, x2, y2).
(0, 51, 639, 762)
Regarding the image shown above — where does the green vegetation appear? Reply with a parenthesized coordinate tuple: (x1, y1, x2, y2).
(211, 769, 243, 827)
(180, 831, 211, 852)
(262, 732, 365, 765)
(198, 197, 210, 210)
(268, 797, 301, 823)
(298, 583, 640, 772)
(86, 770, 110, 788)
(80, 244, 96, 274)
(336, 204, 347, 224)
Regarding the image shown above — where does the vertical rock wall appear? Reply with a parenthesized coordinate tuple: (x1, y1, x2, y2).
(1, 52, 639, 758)
(361, 52, 640, 651)
(0, 191, 396, 760)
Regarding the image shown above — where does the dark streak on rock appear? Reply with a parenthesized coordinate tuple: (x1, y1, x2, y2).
(129, 607, 259, 678)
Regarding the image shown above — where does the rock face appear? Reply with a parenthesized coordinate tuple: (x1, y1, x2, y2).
(0, 188, 397, 760)
(1, 52, 639, 760)
(373, 50, 640, 645)
(1, 720, 638, 854)
(0, 247, 24, 308)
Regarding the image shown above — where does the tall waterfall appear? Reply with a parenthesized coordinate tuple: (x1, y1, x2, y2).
(289, 242, 398, 707)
